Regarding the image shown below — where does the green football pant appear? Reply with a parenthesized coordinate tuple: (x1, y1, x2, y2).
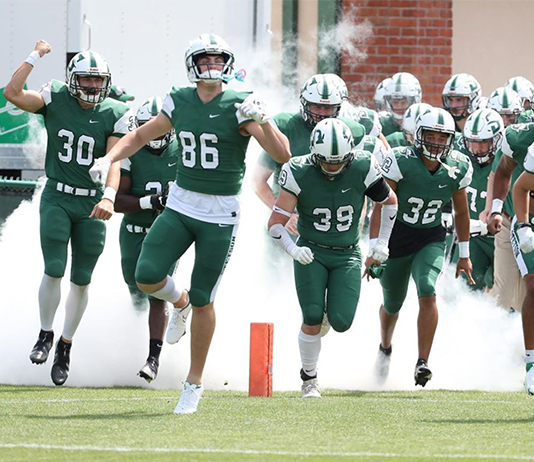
(135, 208, 238, 307)
(380, 241, 445, 314)
(40, 183, 105, 286)
(294, 243, 361, 332)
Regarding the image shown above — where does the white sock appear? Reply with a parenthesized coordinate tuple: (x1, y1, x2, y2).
(298, 330, 321, 378)
(38, 274, 61, 331)
(62, 282, 89, 341)
(150, 277, 182, 305)
(526, 350, 534, 365)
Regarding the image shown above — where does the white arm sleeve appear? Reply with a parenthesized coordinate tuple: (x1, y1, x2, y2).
(268, 223, 297, 255)
(378, 203, 398, 243)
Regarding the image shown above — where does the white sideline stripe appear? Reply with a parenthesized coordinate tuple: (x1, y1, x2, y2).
(1, 443, 534, 460)
(0, 396, 524, 406)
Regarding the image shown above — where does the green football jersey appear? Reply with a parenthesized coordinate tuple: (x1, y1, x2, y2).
(386, 131, 409, 148)
(36, 80, 133, 189)
(518, 110, 532, 124)
(465, 161, 491, 220)
(379, 113, 401, 137)
(346, 106, 382, 137)
(382, 146, 472, 229)
(162, 86, 252, 196)
(120, 138, 179, 227)
(257, 112, 366, 195)
(279, 151, 381, 248)
(492, 122, 534, 216)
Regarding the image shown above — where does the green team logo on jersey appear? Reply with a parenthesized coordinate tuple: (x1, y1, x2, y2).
(509, 123, 531, 133)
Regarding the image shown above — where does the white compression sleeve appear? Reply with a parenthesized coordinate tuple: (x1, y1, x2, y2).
(38, 274, 62, 331)
(268, 223, 298, 255)
(150, 277, 182, 305)
(378, 203, 398, 243)
(62, 283, 89, 341)
(298, 330, 321, 378)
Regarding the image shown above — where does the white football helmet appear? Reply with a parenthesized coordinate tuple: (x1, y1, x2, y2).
(402, 103, 433, 145)
(310, 118, 355, 178)
(415, 107, 456, 162)
(462, 108, 504, 166)
(442, 73, 481, 121)
(185, 34, 235, 84)
(504, 76, 534, 110)
(136, 97, 175, 154)
(66, 51, 111, 104)
(486, 87, 522, 126)
(324, 74, 349, 101)
(374, 77, 391, 112)
(300, 74, 344, 127)
(383, 72, 422, 122)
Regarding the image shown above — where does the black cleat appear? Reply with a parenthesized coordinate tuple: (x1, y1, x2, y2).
(374, 344, 392, 386)
(51, 339, 71, 386)
(29, 330, 54, 365)
(138, 356, 159, 383)
(414, 358, 432, 387)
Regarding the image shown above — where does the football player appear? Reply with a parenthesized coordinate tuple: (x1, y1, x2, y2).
(89, 33, 290, 414)
(114, 97, 181, 383)
(371, 107, 474, 387)
(442, 73, 482, 133)
(3, 40, 133, 386)
(268, 118, 397, 398)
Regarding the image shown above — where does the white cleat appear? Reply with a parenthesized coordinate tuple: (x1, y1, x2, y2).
(320, 312, 331, 337)
(302, 378, 321, 398)
(174, 381, 204, 414)
(525, 366, 534, 395)
(166, 302, 192, 344)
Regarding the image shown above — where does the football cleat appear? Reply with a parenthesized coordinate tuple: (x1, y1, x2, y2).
(166, 301, 192, 345)
(51, 339, 72, 386)
(525, 364, 534, 395)
(173, 381, 203, 414)
(29, 329, 54, 365)
(374, 344, 392, 386)
(138, 356, 159, 383)
(302, 378, 321, 398)
(414, 358, 432, 387)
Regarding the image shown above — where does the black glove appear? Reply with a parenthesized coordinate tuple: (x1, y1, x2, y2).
(150, 194, 165, 211)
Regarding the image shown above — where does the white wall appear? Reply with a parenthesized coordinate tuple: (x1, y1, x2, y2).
(453, 0, 534, 96)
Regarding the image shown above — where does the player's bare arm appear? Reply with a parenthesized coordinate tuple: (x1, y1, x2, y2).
(452, 188, 475, 284)
(488, 155, 517, 234)
(3, 40, 51, 113)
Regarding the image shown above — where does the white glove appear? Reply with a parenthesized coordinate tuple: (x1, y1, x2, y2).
(235, 94, 271, 125)
(368, 239, 389, 263)
(441, 212, 453, 234)
(288, 246, 314, 265)
(89, 157, 111, 186)
(470, 219, 488, 237)
(518, 226, 534, 253)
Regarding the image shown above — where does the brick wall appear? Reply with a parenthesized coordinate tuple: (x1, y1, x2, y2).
(341, 0, 452, 108)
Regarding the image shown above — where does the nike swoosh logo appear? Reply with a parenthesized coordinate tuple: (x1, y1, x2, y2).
(341, 188, 351, 193)
(89, 120, 99, 124)
(389, 214, 397, 220)
(273, 236, 281, 240)
(209, 114, 220, 118)
(168, 163, 177, 167)
(438, 184, 447, 188)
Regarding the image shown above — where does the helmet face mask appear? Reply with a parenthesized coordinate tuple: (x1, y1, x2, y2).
(185, 34, 234, 84)
(442, 73, 481, 121)
(462, 108, 504, 166)
(310, 118, 355, 179)
(66, 51, 111, 104)
(136, 96, 175, 154)
(300, 74, 344, 127)
(414, 108, 456, 162)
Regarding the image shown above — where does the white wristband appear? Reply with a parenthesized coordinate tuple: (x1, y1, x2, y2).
(458, 241, 470, 259)
(102, 186, 117, 203)
(139, 196, 153, 210)
(25, 51, 41, 67)
(491, 198, 503, 215)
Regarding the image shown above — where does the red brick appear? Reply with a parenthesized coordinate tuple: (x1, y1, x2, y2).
(389, 36, 417, 45)
(390, 18, 416, 27)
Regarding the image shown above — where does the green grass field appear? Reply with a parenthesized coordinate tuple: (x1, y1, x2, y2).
(0, 385, 533, 461)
